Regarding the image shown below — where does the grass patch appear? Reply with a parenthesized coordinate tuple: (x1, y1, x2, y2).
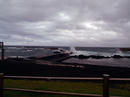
(3, 79, 130, 97)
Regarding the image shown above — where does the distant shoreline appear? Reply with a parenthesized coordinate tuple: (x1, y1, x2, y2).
(4, 45, 130, 48)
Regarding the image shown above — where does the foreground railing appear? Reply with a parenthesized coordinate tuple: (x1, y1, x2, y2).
(0, 73, 130, 97)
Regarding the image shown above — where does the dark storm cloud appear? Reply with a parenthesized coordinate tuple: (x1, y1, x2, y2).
(0, 0, 130, 46)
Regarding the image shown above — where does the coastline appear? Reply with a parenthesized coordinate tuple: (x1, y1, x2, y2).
(1, 58, 130, 78)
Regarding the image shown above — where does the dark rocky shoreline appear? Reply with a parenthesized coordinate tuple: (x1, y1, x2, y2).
(0, 58, 130, 78)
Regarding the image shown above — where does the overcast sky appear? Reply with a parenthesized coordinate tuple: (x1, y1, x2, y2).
(0, 0, 130, 47)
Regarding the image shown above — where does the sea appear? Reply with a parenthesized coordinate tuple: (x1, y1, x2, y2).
(1, 46, 130, 68)
(2, 46, 130, 57)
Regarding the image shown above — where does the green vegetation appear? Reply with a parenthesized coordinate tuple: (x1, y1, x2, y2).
(4, 79, 130, 97)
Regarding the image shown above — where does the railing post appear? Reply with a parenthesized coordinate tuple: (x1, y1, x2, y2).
(1, 48, 4, 61)
(0, 42, 4, 62)
(0, 73, 4, 97)
(103, 74, 110, 97)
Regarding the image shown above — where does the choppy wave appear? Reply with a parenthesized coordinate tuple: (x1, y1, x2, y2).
(71, 49, 130, 57)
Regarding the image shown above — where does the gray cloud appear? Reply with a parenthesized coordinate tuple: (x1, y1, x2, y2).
(0, 0, 130, 47)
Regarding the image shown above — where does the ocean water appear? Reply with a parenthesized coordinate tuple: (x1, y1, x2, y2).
(1, 46, 130, 68)
(0, 46, 130, 58)
(3, 46, 54, 58)
(72, 47, 130, 57)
